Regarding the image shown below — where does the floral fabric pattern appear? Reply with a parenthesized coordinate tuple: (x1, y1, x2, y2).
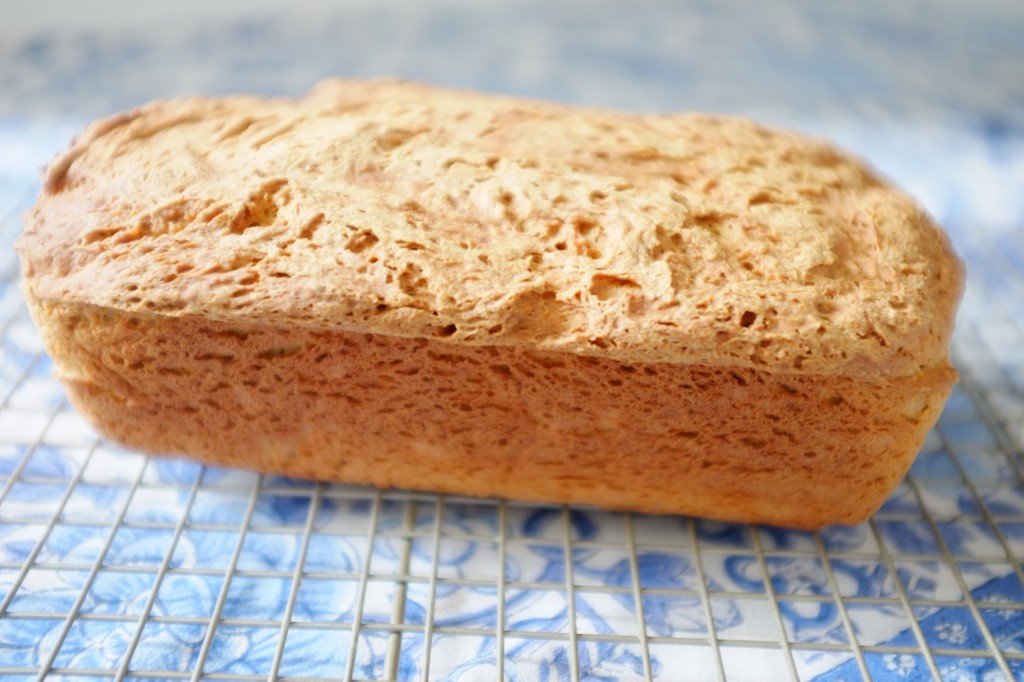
(1, 1, 1023, 679)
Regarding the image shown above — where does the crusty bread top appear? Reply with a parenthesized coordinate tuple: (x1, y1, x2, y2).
(18, 79, 962, 378)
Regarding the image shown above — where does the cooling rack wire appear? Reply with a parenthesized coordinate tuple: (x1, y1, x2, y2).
(1, 174, 1023, 682)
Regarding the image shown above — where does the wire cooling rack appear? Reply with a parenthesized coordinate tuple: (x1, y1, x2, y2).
(3, 0, 1024, 677)
(2, 153, 1024, 681)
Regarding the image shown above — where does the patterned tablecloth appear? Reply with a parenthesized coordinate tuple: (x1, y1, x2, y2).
(1, 2, 1023, 680)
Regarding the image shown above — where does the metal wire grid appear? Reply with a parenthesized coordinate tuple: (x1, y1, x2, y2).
(0, 178, 1023, 680)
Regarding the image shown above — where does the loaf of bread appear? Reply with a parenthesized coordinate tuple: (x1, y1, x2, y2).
(17, 80, 963, 528)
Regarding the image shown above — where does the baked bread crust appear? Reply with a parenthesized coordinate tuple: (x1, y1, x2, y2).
(19, 79, 961, 379)
(28, 300, 954, 528)
(17, 80, 964, 527)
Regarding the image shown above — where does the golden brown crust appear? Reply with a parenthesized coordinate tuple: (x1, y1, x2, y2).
(17, 81, 965, 527)
(27, 298, 954, 529)
(17, 79, 963, 379)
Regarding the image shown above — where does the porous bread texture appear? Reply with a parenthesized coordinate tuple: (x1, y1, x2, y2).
(17, 80, 964, 528)
(19, 79, 962, 379)
(28, 300, 954, 529)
